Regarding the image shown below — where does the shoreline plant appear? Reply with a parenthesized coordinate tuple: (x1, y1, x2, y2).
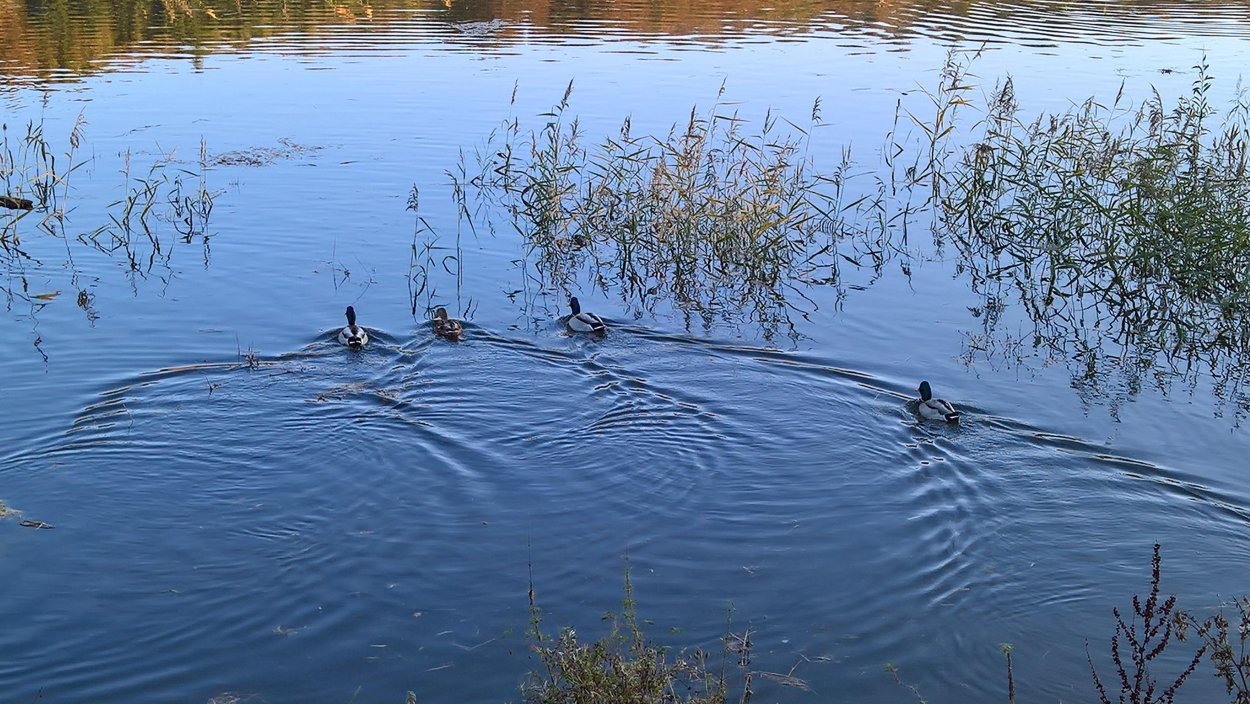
(521, 562, 759, 704)
(1181, 596, 1250, 704)
(517, 546, 1250, 704)
(1086, 544, 1205, 704)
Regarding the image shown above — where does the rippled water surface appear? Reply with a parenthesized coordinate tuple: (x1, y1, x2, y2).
(3, 1, 1250, 702)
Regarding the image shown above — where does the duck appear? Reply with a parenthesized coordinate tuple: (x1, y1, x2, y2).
(917, 380, 960, 422)
(432, 307, 463, 340)
(566, 296, 606, 334)
(337, 306, 369, 348)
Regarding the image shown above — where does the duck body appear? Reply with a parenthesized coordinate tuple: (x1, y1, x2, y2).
(917, 380, 960, 422)
(566, 296, 606, 334)
(433, 307, 463, 340)
(338, 306, 369, 348)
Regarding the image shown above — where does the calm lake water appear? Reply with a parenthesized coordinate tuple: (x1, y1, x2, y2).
(3, 1, 1250, 702)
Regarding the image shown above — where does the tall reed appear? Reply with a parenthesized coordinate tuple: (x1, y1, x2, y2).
(457, 81, 908, 339)
(941, 57, 1250, 415)
(3, 114, 219, 318)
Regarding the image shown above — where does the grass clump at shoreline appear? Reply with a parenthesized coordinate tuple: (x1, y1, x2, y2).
(522, 564, 759, 704)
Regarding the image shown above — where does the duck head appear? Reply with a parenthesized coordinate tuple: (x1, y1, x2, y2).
(918, 381, 933, 401)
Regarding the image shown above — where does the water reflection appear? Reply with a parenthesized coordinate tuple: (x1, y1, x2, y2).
(4, 0, 1250, 84)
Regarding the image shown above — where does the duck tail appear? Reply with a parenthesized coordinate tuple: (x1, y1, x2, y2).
(945, 411, 961, 423)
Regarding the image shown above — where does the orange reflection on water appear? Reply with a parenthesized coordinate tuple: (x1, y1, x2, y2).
(2, 0, 1249, 83)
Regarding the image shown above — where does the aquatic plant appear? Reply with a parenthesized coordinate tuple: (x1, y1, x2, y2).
(89, 141, 218, 271)
(406, 184, 468, 321)
(937, 57, 1250, 418)
(883, 662, 928, 703)
(2, 114, 220, 325)
(457, 80, 906, 340)
(522, 563, 759, 704)
(1, 114, 89, 252)
(449, 53, 1250, 416)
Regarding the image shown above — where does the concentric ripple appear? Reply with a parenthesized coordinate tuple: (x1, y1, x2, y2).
(2, 325, 1248, 702)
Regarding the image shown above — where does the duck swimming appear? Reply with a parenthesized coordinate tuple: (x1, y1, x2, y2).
(337, 306, 369, 348)
(917, 380, 960, 422)
(432, 307, 463, 340)
(566, 296, 606, 334)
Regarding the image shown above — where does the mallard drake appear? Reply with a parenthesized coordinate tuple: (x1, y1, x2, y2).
(917, 380, 960, 422)
(433, 307, 463, 340)
(566, 296, 606, 334)
(337, 306, 369, 348)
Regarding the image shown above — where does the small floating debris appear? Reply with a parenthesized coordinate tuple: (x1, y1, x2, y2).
(451, 19, 506, 35)
(208, 138, 322, 167)
(19, 519, 54, 529)
(1, 195, 34, 210)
